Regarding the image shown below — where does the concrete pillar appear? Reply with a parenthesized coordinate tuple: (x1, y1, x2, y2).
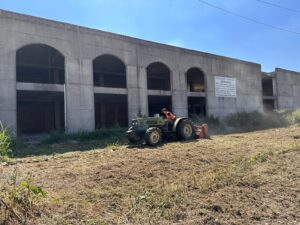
(271, 77, 278, 110)
(126, 65, 140, 122)
(137, 67, 148, 116)
(172, 70, 188, 117)
(65, 58, 95, 133)
(0, 48, 17, 135)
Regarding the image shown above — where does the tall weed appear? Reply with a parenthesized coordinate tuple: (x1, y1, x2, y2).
(0, 122, 13, 161)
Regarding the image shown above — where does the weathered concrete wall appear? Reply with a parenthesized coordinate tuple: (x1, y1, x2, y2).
(276, 68, 300, 110)
(0, 9, 266, 133)
(208, 57, 263, 118)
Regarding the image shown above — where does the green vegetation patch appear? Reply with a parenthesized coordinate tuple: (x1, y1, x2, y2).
(0, 122, 13, 162)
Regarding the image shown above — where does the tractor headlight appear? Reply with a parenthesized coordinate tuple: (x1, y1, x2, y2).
(132, 120, 137, 126)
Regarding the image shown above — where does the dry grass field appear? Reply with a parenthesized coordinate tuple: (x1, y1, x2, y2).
(1, 126, 299, 225)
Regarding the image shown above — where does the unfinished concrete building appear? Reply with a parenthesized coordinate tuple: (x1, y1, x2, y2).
(0, 10, 299, 135)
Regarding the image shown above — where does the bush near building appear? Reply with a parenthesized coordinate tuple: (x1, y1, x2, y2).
(0, 122, 13, 162)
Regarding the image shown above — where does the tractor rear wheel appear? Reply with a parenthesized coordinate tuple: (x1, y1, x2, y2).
(177, 120, 195, 140)
(145, 127, 162, 146)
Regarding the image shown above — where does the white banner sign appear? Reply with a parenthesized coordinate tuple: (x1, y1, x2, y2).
(215, 76, 237, 98)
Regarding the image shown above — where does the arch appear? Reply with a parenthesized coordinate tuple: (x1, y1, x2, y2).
(186, 67, 206, 117)
(186, 67, 205, 93)
(16, 44, 65, 84)
(93, 54, 127, 88)
(146, 62, 171, 91)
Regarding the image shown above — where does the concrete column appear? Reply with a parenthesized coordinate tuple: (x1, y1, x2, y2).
(0, 48, 17, 135)
(126, 65, 140, 122)
(272, 77, 277, 97)
(138, 67, 148, 116)
(65, 58, 95, 133)
(172, 70, 188, 117)
(205, 75, 220, 118)
(272, 77, 278, 110)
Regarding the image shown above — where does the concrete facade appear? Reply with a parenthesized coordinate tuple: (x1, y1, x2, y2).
(0, 10, 299, 135)
(275, 68, 300, 110)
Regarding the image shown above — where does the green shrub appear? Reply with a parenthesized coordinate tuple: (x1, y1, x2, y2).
(291, 109, 300, 124)
(276, 109, 300, 125)
(190, 114, 220, 126)
(42, 127, 126, 144)
(0, 122, 13, 161)
(190, 109, 300, 132)
(224, 111, 288, 130)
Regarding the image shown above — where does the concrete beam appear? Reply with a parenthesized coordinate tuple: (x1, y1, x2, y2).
(94, 87, 127, 95)
(147, 90, 172, 96)
(187, 92, 206, 97)
(16, 82, 64, 92)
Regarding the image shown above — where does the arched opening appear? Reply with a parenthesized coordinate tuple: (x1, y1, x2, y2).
(93, 54, 126, 88)
(147, 62, 171, 91)
(186, 67, 205, 92)
(16, 44, 65, 84)
(93, 54, 128, 128)
(186, 67, 206, 117)
(16, 44, 65, 135)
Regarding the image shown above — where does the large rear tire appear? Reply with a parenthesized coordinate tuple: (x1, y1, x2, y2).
(144, 127, 162, 146)
(177, 120, 195, 140)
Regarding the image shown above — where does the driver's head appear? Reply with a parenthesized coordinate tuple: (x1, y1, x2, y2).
(161, 108, 167, 114)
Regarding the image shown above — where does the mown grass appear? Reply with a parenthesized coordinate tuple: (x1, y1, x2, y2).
(1, 126, 299, 224)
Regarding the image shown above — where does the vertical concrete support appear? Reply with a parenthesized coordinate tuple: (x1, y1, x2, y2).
(272, 77, 278, 109)
(0, 48, 17, 135)
(172, 70, 188, 117)
(272, 77, 277, 97)
(276, 69, 293, 110)
(138, 67, 148, 116)
(65, 58, 95, 133)
(126, 65, 139, 122)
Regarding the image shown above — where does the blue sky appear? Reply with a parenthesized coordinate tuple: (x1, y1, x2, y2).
(0, 0, 299, 72)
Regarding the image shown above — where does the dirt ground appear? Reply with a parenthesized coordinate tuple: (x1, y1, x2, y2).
(1, 127, 299, 225)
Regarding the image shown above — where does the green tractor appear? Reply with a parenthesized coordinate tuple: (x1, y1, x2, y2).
(125, 116, 195, 146)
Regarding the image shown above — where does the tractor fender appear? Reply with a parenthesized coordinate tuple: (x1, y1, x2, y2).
(172, 117, 189, 132)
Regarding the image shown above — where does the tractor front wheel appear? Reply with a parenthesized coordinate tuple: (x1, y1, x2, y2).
(145, 127, 162, 146)
(177, 120, 195, 140)
(127, 127, 142, 143)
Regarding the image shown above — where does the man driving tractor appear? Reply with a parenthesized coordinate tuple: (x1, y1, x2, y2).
(160, 108, 176, 121)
